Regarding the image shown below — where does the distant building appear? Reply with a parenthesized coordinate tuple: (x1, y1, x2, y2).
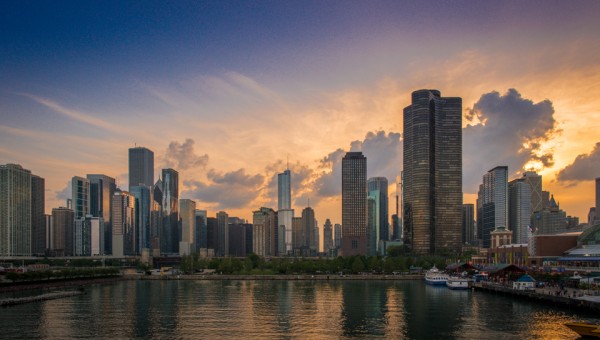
(479, 166, 508, 248)
(161, 168, 179, 255)
(74, 215, 103, 256)
(130, 185, 152, 254)
(403, 90, 462, 255)
(195, 210, 207, 251)
(342, 151, 367, 256)
(531, 195, 567, 235)
(292, 217, 303, 251)
(368, 176, 389, 254)
(302, 207, 315, 253)
(179, 199, 196, 255)
(128, 146, 154, 190)
(0, 164, 33, 256)
(323, 219, 333, 255)
(51, 207, 74, 256)
(72, 176, 90, 219)
(229, 223, 252, 257)
(462, 204, 475, 245)
(112, 190, 136, 257)
(31, 175, 45, 256)
(334, 223, 342, 249)
(596, 177, 600, 222)
(216, 211, 229, 256)
(508, 178, 531, 244)
(87, 174, 116, 255)
(253, 207, 277, 257)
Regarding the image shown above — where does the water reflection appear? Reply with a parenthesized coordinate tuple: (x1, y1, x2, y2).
(0, 280, 597, 339)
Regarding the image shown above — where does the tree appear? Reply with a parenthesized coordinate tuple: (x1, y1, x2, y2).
(351, 257, 365, 274)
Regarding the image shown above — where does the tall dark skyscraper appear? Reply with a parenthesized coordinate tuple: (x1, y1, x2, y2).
(596, 177, 600, 222)
(129, 147, 154, 190)
(342, 151, 367, 256)
(403, 89, 462, 255)
(87, 174, 116, 254)
(1, 164, 33, 256)
(31, 175, 45, 256)
(161, 168, 179, 254)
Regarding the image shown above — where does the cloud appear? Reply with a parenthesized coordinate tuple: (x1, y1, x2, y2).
(21, 93, 127, 133)
(463, 88, 558, 193)
(55, 181, 72, 203)
(556, 142, 600, 183)
(314, 131, 402, 199)
(163, 139, 209, 170)
(182, 168, 265, 210)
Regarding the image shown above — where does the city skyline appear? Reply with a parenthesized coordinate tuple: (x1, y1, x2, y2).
(2, 2, 600, 227)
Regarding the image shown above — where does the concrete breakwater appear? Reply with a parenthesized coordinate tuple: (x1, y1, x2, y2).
(472, 282, 600, 312)
(0, 276, 124, 293)
(135, 274, 423, 281)
(0, 290, 83, 307)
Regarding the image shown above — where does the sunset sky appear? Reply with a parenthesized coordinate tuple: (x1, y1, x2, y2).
(2, 1, 600, 236)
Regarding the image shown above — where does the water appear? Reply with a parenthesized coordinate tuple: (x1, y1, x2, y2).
(0, 280, 597, 339)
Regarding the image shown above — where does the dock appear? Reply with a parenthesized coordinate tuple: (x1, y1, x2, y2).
(472, 282, 600, 312)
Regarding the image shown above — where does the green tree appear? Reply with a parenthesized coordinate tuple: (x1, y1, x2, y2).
(351, 257, 365, 274)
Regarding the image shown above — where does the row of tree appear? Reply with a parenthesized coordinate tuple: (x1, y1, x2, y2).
(4, 267, 120, 282)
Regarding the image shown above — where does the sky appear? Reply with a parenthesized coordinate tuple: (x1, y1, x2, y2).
(2, 1, 600, 239)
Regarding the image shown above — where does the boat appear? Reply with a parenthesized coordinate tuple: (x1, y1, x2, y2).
(446, 276, 471, 290)
(564, 322, 600, 338)
(424, 265, 448, 285)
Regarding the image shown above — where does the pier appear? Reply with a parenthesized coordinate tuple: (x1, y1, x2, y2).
(472, 282, 600, 312)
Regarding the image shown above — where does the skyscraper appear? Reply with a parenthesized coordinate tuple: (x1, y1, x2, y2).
(508, 178, 532, 244)
(72, 176, 90, 219)
(31, 175, 45, 255)
(301, 206, 315, 253)
(128, 147, 154, 190)
(323, 219, 333, 255)
(112, 190, 136, 257)
(461, 204, 475, 245)
(1, 164, 32, 256)
(130, 185, 151, 253)
(179, 199, 196, 255)
(522, 172, 543, 213)
(341, 151, 367, 256)
(51, 207, 74, 256)
(334, 223, 342, 249)
(216, 211, 229, 256)
(253, 207, 277, 257)
(402, 90, 463, 255)
(195, 210, 207, 251)
(277, 169, 294, 254)
(367, 177, 389, 253)
(161, 168, 179, 254)
(87, 174, 116, 254)
(481, 166, 508, 248)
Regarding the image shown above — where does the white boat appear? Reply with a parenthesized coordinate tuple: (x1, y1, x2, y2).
(446, 276, 471, 290)
(424, 265, 449, 285)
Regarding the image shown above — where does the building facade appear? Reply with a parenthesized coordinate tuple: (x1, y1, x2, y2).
(72, 176, 90, 219)
(112, 191, 136, 257)
(341, 151, 367, 256)
(0, 164, 33, 256)
(323, 219, 333, 255)
(87, 174, 116, 255)
(402, 90, 463, 254)
(128, 147, 154, 189)
(51, 207, 74, 256)
(179, 199, 196, 255)
(161, 168, 179, 255)
(216, 211, 229, 257)
(462, 204, 475, 245)
(480, 166, 508, 248)
(508, 178, 532, 244)
(253, 207, 277, 257)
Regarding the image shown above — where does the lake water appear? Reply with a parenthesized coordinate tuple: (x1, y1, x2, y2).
(0, 280, 598, 339)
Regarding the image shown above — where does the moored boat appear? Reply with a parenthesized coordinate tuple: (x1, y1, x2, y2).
(424, 265, 448, 285)
(564, 322, 600, 338)
(446, 276, 471, 290)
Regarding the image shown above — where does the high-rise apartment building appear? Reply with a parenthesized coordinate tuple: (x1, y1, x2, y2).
(462, 204, 475, 245)
(403, 90, 463, 254)
(1, 164, 32, 256)
(480, 166, 508, 248)
(301, 207, 315, 252)
(323, 219, 333, 255)
(128, 147, 154, 190)
(342, 151, 367, 256)
(87, 174, 116, 254)
(161, 168, 179, 254)
(367, 177, 389, 254)
(252, 207, 277, 257)
(508, 178, 532, 244)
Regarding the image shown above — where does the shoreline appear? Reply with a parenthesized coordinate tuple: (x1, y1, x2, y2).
(132, 274, 424, 281)
(0, 276, 125, 293)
